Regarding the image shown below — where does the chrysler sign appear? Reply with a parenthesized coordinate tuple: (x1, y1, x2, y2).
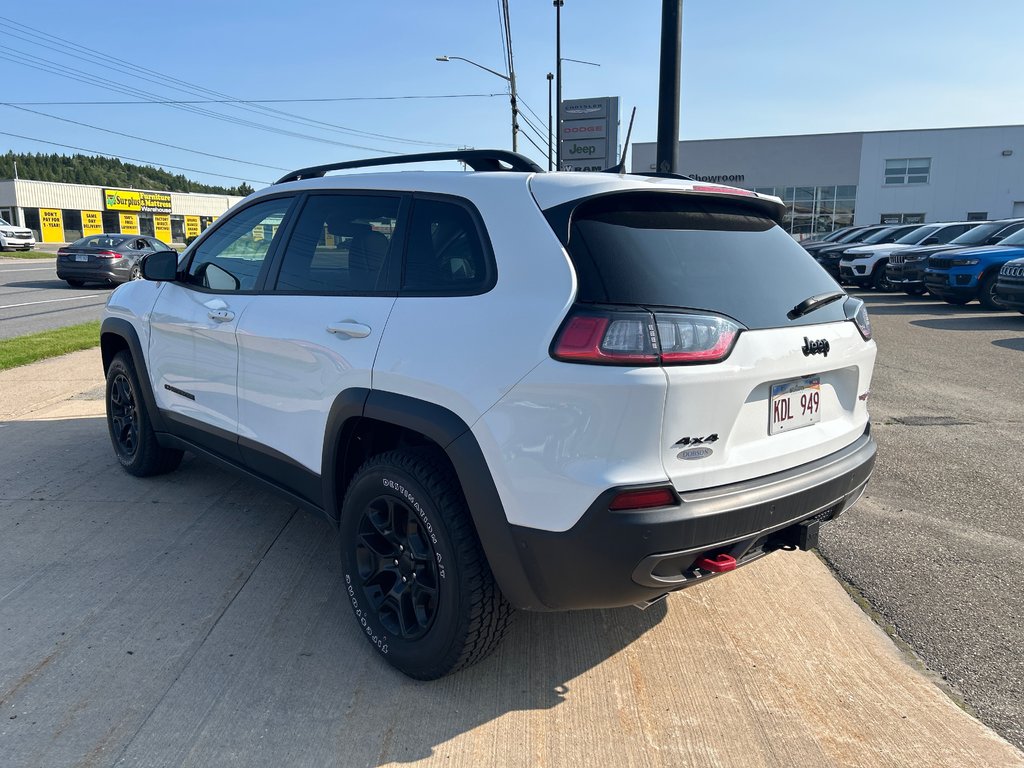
(559, 96, 619, 172)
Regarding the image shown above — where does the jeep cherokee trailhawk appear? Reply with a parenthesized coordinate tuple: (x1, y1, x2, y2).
(100, 150, 877, 679)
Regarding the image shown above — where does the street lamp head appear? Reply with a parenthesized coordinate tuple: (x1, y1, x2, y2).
(435, 55, 450, 62)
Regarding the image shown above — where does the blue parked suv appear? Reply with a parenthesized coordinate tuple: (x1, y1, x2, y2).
(924, 226, 1024, 308)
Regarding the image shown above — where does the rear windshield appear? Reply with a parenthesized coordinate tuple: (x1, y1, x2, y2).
(72, 235, 129, 249)
(550, 192, 847, 330)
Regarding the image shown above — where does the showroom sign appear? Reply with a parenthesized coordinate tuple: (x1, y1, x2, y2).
(103, 188, 173, 213)
(560, 96, 619, 172)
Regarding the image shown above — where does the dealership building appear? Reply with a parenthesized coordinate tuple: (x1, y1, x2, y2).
(0, 179, 243, 245)
(632, 124, 1024, 238)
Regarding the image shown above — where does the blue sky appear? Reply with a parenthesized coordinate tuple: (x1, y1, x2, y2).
(1, 1, 1021, 188)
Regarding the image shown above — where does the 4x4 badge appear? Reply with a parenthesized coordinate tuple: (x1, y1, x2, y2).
(802, 337, 830, 357)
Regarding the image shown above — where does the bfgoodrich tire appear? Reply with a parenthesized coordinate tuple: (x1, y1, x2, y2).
(105, 351, 183, 477)
(338, 448, 513, 680)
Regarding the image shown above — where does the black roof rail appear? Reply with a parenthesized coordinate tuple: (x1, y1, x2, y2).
(275, 150, 543, 184)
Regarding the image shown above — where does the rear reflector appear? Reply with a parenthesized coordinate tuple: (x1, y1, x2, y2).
(552, 307, 741, 366)
(608, 487, 677, 511)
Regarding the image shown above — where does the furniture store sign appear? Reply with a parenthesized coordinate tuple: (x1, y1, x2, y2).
(103, 188, 173, 213)
(559, 97, 619, 172)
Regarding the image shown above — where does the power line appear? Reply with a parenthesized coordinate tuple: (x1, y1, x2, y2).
(0, 130, 270, 185)
(0, 47, 405, 155)
(0, 16, 461, 149)
(1, 103, 291, 172)
(0, 94, 504, 106)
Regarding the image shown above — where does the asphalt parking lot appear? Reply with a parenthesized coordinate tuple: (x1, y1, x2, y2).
(821, 291, 1024, 749)
(1, 285, 1023, 765)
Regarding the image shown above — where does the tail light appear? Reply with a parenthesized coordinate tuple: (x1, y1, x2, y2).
(57, 248, 69, 256)
(95, 250, 123, 259)
(552, 307, 741, 366)
(845, 298, 872, 341)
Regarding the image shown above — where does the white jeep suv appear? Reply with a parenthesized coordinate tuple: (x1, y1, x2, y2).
(100, 150, 877, 679)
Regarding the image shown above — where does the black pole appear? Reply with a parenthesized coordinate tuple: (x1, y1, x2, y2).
(656, 0, 682, 174)
(546, 73, 554, 171)
(554, 0, 563, 169)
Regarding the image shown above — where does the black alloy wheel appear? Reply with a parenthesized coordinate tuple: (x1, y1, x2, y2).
(873, 264, 894, 291)
(338, 448, 514, 679)
(354, 494, 440, 640)
(104, 351, 183, 476)
(978, 273, 1002, 310)
(108, 372, 139, 459)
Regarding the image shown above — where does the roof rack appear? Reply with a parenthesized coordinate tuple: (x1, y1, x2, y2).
(275, 150, 543, 184)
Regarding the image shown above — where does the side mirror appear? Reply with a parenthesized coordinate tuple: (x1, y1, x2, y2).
(141, 250, 179, 281)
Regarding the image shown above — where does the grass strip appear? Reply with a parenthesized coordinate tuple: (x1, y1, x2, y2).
(0, 321, 101, 371)
(1, 251, 56, 259)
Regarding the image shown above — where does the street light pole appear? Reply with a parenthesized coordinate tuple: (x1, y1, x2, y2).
(554, 0, 563, 169)
(546, 72, 554, 171)
(656, 0, 683, 174)
(436, 54, 518, 153)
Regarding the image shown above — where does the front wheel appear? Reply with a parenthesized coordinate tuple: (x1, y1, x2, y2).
(105, 351, 183, 476)
(978, 273, 1003, 310)
(338, 448, 513, 679)
(872, 265, 894, 292)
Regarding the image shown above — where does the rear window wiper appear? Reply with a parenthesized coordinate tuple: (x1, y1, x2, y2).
(788, 291, 846, 320)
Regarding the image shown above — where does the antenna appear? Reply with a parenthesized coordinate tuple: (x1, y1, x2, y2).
(602, 106, 637, 175)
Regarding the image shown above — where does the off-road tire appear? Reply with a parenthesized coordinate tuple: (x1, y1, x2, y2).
(105, 351, 183, 477)
(338, 447, 514, 680)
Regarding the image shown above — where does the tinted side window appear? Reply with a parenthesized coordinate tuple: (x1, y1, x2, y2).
(187, 198, 292, 291)
(403, 198, 491, 293)
(274, 194, 400, 293)
(935, 224, 971, 243)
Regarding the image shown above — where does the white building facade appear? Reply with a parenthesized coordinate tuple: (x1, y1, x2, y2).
(632, 125, 1024, 238)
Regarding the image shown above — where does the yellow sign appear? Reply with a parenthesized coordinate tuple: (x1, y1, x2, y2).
(82, 211, 103, 236)
(103, 188, 172, 213)
(119, 213, 140, 235)
(184, 216, 201, 240)
(40, 208, 64, 243)
(153, 214, 172, 244)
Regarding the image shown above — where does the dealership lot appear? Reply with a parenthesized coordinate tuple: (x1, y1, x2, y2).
(1, 289, 1023, 764)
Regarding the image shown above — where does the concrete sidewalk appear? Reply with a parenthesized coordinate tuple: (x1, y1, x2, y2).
(1, 350, 1022, 767)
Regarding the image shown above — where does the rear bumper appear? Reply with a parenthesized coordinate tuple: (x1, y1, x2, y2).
(56, 260, 128, 282)
(509, 429, 876, 610)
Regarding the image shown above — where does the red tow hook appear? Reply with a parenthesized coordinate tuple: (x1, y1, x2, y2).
(695, 553, 737, 573)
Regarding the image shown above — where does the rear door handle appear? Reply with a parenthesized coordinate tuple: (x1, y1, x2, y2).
(327, 322, 372, 338)
(208, 309, 235, 323)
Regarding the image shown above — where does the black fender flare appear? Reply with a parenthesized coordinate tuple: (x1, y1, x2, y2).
(322, 388, 547, 610)
(100, 317, 167, 433)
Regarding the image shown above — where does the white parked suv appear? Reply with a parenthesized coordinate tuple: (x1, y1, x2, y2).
(100, 150, 877, 679)
(839, 221, 978, 290)
(0, 216, 36, 251)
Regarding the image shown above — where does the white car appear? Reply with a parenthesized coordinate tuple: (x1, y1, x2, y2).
(0, 216, 36, 251)
(839, 221, 978, 290)
(100, 150, 877, 679)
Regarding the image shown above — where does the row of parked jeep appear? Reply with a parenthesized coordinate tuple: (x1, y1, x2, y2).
(803, 219, 1024, 312)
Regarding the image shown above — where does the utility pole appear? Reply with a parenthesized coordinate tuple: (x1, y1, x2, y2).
(547, 72, 554, 171)
(656, 0, 682, 174)
(554, 0, 563, 169)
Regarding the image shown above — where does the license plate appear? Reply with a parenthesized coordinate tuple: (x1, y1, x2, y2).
(75, 254, 88, 262)
(770, 376, 821, 435)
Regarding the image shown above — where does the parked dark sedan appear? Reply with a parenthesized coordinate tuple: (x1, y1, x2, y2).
(886, 218, 1024, 295)
(56, 234, 174, 287)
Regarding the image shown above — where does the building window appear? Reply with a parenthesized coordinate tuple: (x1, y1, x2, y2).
(967, 212, 988, 221)
(758, 185, 856, 237)
(885, 158, 930, 185)
(102, 211, 120, 233)
(22, 208, 41, 240)
(880, 213, 926, 225)
(62, 209, 83, 242)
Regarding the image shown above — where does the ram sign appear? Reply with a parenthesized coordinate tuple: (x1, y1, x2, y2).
(559, 97, 619, 172)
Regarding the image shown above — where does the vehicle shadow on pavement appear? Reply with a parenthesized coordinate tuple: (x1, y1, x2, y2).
(0, 415, 668, 767)
(855, 293, 976, 316)
(910, 315, 1024, 332)
(992, 337, 1024, 352)
(4, 279, 101, 290)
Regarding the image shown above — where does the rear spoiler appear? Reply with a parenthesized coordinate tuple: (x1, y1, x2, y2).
(541, 188, 787, 247)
